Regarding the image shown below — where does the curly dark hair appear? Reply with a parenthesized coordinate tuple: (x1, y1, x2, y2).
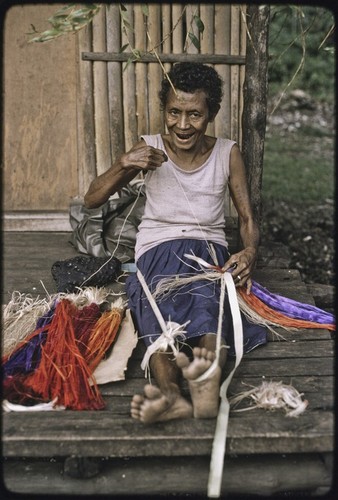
(159, 62, 223, 117)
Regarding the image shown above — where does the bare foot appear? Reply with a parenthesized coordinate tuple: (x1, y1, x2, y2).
(131, 383, 193, 424)
(176, 347, 221, 418)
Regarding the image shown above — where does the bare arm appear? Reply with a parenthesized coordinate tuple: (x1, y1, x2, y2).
(222, 144, 259, 293)
(84, 141, 168, 208)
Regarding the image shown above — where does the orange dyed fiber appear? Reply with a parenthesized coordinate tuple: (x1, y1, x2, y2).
(238, 288, 335, 331)
(85, 306, 124, 372)
(25, 299, 105, 410)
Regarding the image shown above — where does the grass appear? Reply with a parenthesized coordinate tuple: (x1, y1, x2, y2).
(262, 124, 335, 204)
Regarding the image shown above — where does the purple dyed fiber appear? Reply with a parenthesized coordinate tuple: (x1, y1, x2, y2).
(251, 281, 335, 325)
(3, 306, 55, 377)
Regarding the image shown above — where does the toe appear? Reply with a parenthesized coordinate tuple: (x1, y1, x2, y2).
(176, 351, 190, 369)
(131, 394, 144, 406)
(143, 384, 162, 399)
(206, 350, 216, 362)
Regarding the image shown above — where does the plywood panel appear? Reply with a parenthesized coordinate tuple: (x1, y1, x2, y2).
(3, 4, 78, 211)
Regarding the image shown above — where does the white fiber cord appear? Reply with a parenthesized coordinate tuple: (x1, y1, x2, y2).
(207, 271, 243, 498)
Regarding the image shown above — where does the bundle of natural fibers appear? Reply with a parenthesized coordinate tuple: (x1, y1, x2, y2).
(2, 291, 52, 358)
(3, 305, 55, 378)
(2, 287, 111, 375)
(2, 288, 125, 410)
(230, 380, 308, 417)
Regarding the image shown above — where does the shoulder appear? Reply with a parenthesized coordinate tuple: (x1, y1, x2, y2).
(216, 137, 237, 149)
(140, 134, 161, 147)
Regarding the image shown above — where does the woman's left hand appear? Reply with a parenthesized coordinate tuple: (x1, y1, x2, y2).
(222, 247, 257, 294)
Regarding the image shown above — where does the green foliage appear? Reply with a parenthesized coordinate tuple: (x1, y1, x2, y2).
(268, 5, 335, 101)
(28, 4, 101, 42)
(262, 128, 334, 204)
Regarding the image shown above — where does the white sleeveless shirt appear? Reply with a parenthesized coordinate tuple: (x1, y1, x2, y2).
(135, 134, 236, 261)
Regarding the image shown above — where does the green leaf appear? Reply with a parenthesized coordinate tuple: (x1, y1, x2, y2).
(69, 8, 94, 18)
(84, 4, 99, 10)
(29, 29, 63, 43)
(120, 10, 132, 29)
(132, 49, 142, 59)
(141, 4, 149, 17)
(124, 56, 134, 71)
(188, 32, 200, 50)
(193, 15, 204, 33)
(71, 16, 92, 26)
(119, 43, 129, 53)
(54, 4, 75, 15)
(48, 14, 68, 23)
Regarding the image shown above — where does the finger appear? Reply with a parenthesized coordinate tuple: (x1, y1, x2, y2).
(222, 260, 238, 273)
(234, 273, 244, 285)
(152, 148, 168, 162)
(245, 278, 252, 294)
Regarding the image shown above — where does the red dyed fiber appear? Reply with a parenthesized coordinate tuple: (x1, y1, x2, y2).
(25, 299, 105, 410)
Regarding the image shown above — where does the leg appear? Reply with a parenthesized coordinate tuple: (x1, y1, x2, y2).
(131, 349, 193, 424)
(176, 334, 227, 418)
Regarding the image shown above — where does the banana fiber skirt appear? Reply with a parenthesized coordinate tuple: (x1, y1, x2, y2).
(126, 239, 267, 356)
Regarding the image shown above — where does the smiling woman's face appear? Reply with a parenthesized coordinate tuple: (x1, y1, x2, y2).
(164, 89, 212, 152)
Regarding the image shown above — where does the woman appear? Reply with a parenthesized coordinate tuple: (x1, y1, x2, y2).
(84, 63, 267, 423)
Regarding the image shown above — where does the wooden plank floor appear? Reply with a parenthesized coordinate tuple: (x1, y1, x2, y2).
(2, 232, 335, 496)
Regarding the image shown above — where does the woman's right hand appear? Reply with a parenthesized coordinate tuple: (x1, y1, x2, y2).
(121, 144, 168, 172)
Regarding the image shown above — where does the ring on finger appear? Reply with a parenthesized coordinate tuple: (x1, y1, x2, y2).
(236, 274, 242, 281)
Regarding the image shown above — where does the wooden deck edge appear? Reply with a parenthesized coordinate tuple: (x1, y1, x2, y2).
(3, 212, 72, 232)
(2, 453, 333, 497)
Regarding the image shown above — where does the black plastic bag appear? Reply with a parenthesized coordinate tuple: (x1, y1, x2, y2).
(51, 255, 122, 293)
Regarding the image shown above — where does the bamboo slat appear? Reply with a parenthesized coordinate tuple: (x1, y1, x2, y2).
(82, 52, 246, 64)
(200, 4, 214, 54)
(161, 3, 172, 77)
(92, 6, 111, 176)
(76, 25, 96, 195)
(214, 4, 231, 139)
(200, 4, 215, 137)
(230, 5, 241, 143)
(172, 4, 185, 54)
(134, 5, 148, 138)
(147, 4, 164, 134)
(185, 4, 200, 55)
(106, 4, 125, 163)
(213, 4, 232, 218)
(121, 4, 138, 151)
(239, 4, 247, 148)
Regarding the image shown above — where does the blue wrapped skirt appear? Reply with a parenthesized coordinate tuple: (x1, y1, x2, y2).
(126, 239, 267, 356)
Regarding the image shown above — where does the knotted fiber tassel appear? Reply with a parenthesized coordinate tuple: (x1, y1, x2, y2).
(25, 299, 105, 410)
(85, 300, 125, 372)
(230, 380, 308, 417)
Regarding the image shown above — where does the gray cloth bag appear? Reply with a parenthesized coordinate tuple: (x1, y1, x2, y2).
(69, 183, 145, 263)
